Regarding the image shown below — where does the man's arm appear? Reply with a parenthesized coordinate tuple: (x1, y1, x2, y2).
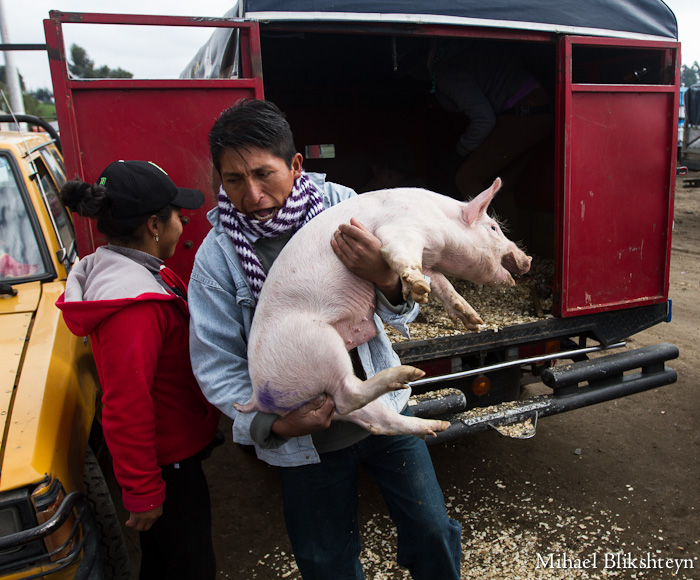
(269, 395, 335, 438)
(331, 216, 419, 338)
(331, 218, 403, 304)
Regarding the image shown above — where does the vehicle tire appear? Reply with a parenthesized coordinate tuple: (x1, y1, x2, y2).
(84, 447, 132, 580)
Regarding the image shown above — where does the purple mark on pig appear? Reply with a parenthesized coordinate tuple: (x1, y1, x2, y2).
(257, 384, 283, 413)
(234, 179, 531, 438)
(256, 382, 307, 415)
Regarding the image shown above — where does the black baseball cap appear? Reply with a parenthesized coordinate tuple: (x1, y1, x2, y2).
(98, 160, 204, 219)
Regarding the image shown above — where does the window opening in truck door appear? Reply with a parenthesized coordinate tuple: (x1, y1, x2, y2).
(61, 23, 230, 80)
(571, 46, 673, 85)
(0, 155, 49, 281)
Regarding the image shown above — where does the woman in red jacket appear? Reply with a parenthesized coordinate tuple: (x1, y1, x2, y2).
(56, 160, 221, 580)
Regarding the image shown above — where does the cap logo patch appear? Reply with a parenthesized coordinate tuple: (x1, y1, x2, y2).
(99, 177, 107, 185)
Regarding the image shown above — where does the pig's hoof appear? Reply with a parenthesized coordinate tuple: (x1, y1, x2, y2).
(400, 268, 430, 303)
(459, 311, 484, 331)
(410, 279, 431, 303)
(400, 365, 426, 383)
(416, 419, 451, 439)
(384, 365, 425, 391)
(445, 300, 484, 331)
(400, 275, 431, 303)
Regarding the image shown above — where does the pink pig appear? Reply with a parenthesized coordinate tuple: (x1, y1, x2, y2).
(234, 178, 531, 437)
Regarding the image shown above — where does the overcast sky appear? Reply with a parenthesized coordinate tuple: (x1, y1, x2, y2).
(2, 0, 235, 91)
(2, 0, 699, 92)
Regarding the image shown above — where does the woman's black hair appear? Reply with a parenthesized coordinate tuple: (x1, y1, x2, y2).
(209, 98, 297, 172)
(60, 179, 172, 244)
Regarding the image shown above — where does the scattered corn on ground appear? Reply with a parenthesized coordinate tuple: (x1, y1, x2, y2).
(242, 475, 696, 579)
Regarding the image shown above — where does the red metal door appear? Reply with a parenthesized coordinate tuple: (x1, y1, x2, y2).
(44, 13, 264, 280)
(554, 36, 679, 317)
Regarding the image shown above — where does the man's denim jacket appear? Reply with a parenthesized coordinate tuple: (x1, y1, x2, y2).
(188, 173, 418, 467)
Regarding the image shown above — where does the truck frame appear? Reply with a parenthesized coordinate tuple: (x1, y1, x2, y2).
(43, 1, 680, 443)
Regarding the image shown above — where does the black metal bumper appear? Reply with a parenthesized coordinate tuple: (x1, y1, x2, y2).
(411, 342, 679, 445)
(0, 491, 102, 580)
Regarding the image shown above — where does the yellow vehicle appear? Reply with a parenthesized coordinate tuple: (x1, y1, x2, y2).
(0, 116, 128, 579)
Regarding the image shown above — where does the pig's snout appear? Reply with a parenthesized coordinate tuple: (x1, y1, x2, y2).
(502, 251, 532, 277)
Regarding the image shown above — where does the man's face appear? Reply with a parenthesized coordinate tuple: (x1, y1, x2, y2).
(219, 146, 303, 221)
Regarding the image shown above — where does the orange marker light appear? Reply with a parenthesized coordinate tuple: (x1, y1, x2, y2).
(545, 340, 561, 355)
(471, 375, 491, 396)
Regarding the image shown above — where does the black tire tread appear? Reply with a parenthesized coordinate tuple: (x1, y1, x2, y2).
(84, 447, 132, 580)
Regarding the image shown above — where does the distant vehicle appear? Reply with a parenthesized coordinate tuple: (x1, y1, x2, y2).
(680, 83, 700, 169)
(679, 86, 687, 150)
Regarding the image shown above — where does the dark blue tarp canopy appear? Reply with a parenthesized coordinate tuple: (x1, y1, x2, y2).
(244, 0, 678, 40)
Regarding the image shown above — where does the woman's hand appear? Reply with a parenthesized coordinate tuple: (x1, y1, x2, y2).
(331, 218, 402, 304)
(126, 505, 163, 531)
(271, 394, 335, 438)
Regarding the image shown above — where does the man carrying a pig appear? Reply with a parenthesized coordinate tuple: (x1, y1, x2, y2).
(189, 98, 462, 580)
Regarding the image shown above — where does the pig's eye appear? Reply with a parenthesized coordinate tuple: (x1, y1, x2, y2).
(491, 224, 498, 232)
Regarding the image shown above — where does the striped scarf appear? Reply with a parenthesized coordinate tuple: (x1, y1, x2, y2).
(217, 170, 325, 302)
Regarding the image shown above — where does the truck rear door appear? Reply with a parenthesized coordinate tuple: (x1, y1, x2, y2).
(44, 12, 264, 279)
(554, 36, 679, 317)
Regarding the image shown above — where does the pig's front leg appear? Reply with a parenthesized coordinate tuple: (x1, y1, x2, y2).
(424, 267, 484, 331)
(377, 233, 431, 303)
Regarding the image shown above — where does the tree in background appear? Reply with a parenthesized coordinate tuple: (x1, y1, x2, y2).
(681, 62, 699, 87)
(0, 66, 53, 118)
(31, 88, 54, 104)
(0, 44, 132, 121)
(69, 44, 133, 79)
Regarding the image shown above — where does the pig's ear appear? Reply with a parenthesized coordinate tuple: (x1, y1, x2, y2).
(462, 178, 502, 225)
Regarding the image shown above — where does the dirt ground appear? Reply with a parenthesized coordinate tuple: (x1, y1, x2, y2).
(120, 174, 699, 579)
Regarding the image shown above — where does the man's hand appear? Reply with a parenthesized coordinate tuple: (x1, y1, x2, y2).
(271, 394, 335, 438)
(126, 505, 163, 531)
(331, 218, 402, 304)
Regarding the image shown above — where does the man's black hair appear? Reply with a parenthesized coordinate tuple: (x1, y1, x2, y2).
(209, 99, 297, 172)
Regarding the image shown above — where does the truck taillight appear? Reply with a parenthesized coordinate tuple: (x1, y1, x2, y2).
(412, 356, 460, 378)
(518, 340, 561, 363)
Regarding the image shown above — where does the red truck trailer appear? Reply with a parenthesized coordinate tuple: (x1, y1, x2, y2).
(44, 0, 680, 443)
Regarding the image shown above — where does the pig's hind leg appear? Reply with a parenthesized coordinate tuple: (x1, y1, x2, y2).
(424, 268, 484, 330)
(332, 364, 425, 415)
(337, 400, 450, 438)
(254, 314, 422, 416)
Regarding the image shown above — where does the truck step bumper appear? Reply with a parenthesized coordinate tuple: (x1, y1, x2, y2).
(422, 342, 679, 445)
(408, 388, 467, 418)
